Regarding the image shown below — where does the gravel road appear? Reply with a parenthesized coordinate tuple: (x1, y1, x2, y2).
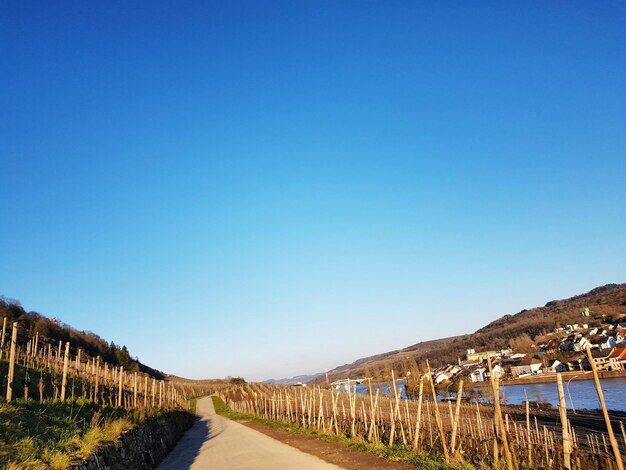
(157, 397, 343, 469)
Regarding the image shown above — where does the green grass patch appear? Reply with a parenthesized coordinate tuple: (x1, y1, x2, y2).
(0, 399, 169, 469)
(211, 396, 469, 470)
(183, 398, 198, 414)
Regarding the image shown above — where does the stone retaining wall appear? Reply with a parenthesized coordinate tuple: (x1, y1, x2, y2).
(72, 410, 195, 470)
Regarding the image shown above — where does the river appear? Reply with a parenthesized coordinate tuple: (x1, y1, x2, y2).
(347, 377, 626, 412)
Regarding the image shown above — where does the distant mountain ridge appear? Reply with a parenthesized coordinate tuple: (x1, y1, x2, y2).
(263, 372, 323, 385)
(312, 283, 626, 384)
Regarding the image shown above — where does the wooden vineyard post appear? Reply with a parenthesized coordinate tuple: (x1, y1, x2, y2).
(117, 366, 124, 407)
(488, 357, 515, 470)
(413, 377, 424, 450)
(585, 345, 624, 470)
(144, 376, 148, 407)
(450, 380, 464, 454)
(526, 400, 532, 467)
(56, 340, 62, 370)
(6, 322, 18, 401)
(0, 317, 6, 361)
(152, 378, 156, 407)
(94, 356, 100, 404)
(60, 342, 70, 401)
(426, 360, 450, 461)
(133, 372, 138, 408)
(33, 331, 39, 358)
(556, 373, 572, 469)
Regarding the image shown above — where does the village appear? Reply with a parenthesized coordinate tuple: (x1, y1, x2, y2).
(431, 313, 626, 386)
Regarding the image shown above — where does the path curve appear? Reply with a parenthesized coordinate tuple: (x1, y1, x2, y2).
(157, 396, 343, 470)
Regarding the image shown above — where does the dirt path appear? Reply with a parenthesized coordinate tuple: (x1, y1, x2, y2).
(157, 397, 343, 469)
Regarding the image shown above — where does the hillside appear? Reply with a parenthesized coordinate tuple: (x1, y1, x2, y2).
(313, 283, 626, 384)
(0, 296, 167, 379)
(262, 373, 323, 385)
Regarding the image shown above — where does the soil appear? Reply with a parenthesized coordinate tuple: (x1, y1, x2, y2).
(239, 420, 417, 470)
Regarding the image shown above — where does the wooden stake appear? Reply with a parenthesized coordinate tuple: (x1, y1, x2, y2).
(94, 356, 100, 404)
(450, 380, 464, 454)
(586, 345, 624, 470)
(413, 378, 424, 450)
(152, 378, 156, 407)
(488, 357, 515, 470)
(133, 372, 138, 407)
(117, 366, 124, 407)
(426, 360, 450, 460)
(60, 342, 70, 401)
(526, 400, 532, 466)
(557, 373, 572, 469)
(0, 317, 7, 361)
(6, 322, 18, 401)
(144, 375, 148, 407)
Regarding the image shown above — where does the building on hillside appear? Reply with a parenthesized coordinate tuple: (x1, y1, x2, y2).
(459, 359, 481, 367)
(583, 349, 613, 371)
(565, 354, 586, 371)
(465, 349, 498, 363)
(589, 336, 616, 350)
(503, 353, 527, 361)
(470, 367, 487, 383)
(607, 347, 626, 371)
(574, 336, 590, 352)
(491, 364, 505, 380)
(546, 359, 568, 373)
(434, 372, 451, 384)
(510, 358, 543, 377)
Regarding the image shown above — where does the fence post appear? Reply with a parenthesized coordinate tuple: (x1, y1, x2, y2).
(117, 366, 124, 407)
(94, 356, 100, 404)
(0, 317, 7, 361)
(133, 372, 138, 408)
(585, 345, 624, 470)
(6, 322, 18, 401)
(60, 342, 70, 401)
(556, 373, 572, 469)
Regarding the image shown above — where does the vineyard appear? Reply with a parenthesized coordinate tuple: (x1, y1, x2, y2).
(0, 318, 223, 410)
(2, 314, 626, 469)
(217, 364, 626, 470)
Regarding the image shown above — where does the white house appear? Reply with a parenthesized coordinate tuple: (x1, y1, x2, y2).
(573, 337, 590, 352)
(510, 358, 543, 377)
(470, 368, 487, 383)
(590, 336, 616, 350)
(546, 359, 568, 373)
(491, 364, 505, 380)
(434, 372, 450, 384)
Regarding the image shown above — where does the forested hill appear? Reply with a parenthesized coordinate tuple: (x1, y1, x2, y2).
(0, 296, 166, 379)
(313, 283, 626, 384)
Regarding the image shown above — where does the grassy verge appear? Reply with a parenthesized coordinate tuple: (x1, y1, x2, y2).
(183, 398, 198, 414)
(211, 396, 468, 470)
(0, 398, 167, 469)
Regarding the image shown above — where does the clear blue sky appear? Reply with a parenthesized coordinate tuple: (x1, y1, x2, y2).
(1, 2, 625, 381)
